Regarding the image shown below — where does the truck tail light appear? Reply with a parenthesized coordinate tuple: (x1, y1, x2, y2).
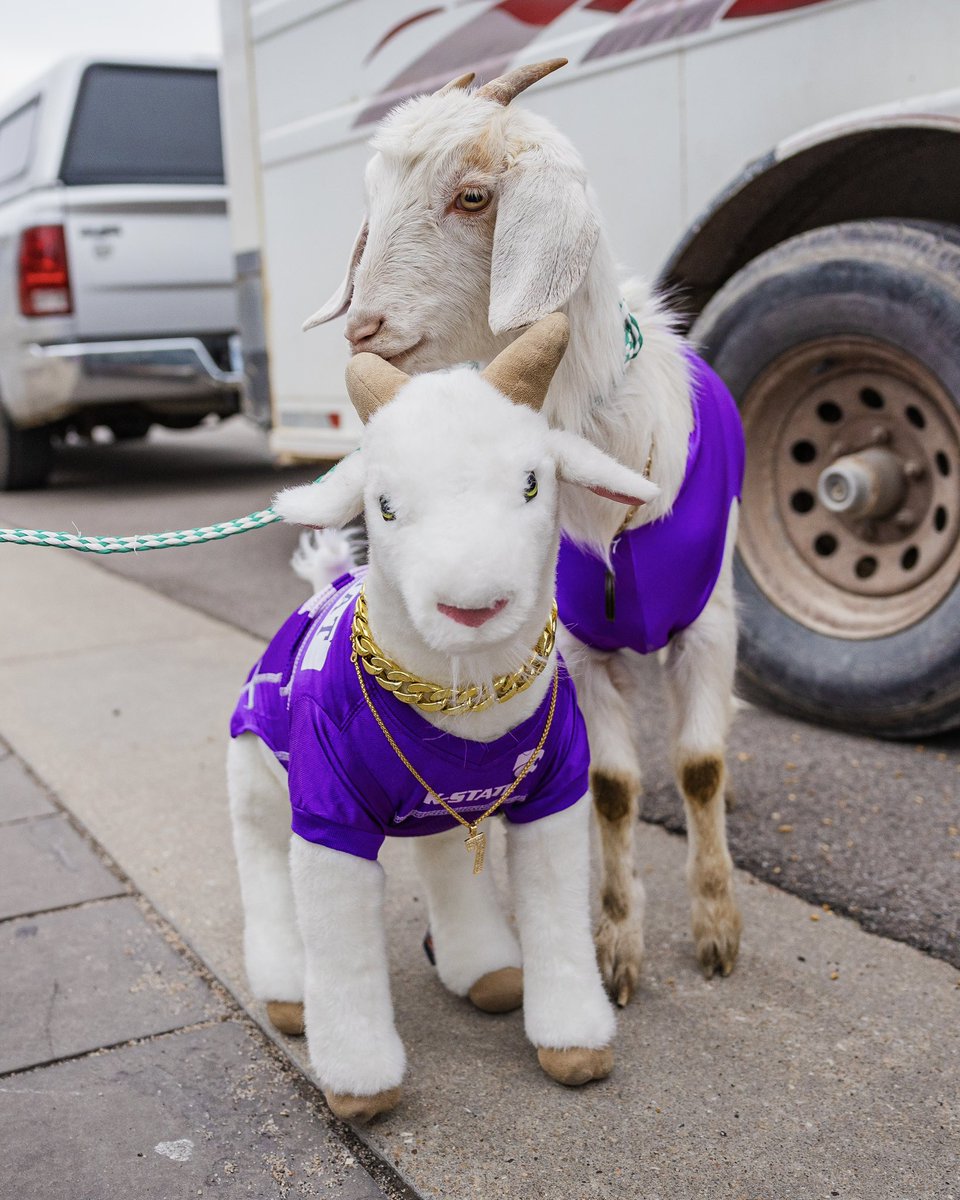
(18, 225, 73, 317)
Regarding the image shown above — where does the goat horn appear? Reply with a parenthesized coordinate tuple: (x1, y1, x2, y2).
(434, 70, 475, 95)
(481, 313, 569, 413)
(476, 58, 567, 106)
(345, 354, 410, 424)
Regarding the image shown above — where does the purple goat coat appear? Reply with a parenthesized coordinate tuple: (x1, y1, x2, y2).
(231, 572, 590, 860)
(556, 353, 745, 655)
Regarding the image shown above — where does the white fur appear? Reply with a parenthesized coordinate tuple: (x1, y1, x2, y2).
(410, 825, 521, 996)
(227, 732, 305, 1001)
(508, 795, 616, 1050)
(228, 358, 638, 1101)
(290, 835, 407, 1095)
(306, 78, 742, 993)
(291, 528, 360, 593)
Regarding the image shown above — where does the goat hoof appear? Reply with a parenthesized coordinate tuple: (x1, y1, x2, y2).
(324, 1086, 402, 1123)
(537, 1046, 613, 1087)
(595, 913, 643, 1007)
(468, 967, 523, 1013)
(266, 1001, 305, 1037)
(693, 890, 743, 978)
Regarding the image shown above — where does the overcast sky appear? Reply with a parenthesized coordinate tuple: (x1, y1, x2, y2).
(0, 0, 222, 105)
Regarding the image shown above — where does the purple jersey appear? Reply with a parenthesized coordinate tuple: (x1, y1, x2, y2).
(556, 352, 745, 655)
(230, 572, 590, 860)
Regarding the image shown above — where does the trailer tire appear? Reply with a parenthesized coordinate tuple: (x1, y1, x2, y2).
(694, 220, 960, 739)
(0, 403, 53, 491)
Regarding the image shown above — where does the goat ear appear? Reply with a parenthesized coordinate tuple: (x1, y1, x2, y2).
(550, 430, 660, 507)
(272, 451, 366, 528)
(302, 219, 368, 331)
(488, 150, 600, 335)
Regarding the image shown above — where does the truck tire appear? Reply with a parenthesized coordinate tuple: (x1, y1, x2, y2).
(693, 220, 960, 738)
(0, 404, 53, 491)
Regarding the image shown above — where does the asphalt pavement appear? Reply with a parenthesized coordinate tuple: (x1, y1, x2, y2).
(1, 418, 958, 1198)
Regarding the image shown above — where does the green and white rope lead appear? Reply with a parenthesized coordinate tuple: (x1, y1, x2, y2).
(0, 506, 285, 554)
(0, 308, 643, 556)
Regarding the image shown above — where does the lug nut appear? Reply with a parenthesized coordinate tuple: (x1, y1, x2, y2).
(870, 426, 891, 445)
(904, 460, 926, 481)
(894, 510, 916, 529)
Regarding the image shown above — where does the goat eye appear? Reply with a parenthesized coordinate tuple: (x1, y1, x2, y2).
(524, 472, 538, 501)
(379, 495, 396, 521)
(455, 186, 490, 212)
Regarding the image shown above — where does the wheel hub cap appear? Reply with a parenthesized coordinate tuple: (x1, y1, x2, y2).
(739, 337, 960, 638)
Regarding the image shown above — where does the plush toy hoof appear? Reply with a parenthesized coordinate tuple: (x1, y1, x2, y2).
(536, 1045, 614, 1087)
(468, 967, 524, 1013)
(324, 1087, 403, 1123)
(266, 1001, 305, 1037)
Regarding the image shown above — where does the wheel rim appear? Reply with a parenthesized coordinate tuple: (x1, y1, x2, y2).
(739, 336, 960, 639)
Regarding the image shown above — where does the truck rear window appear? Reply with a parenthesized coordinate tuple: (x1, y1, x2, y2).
(0, 97, 39, 186)
(60, 64, 224, 186)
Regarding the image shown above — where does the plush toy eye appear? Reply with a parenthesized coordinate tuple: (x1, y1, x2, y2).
(455, 186, 490, 212)
(524, 471, 538, 501)
(379, 495, 396, 521)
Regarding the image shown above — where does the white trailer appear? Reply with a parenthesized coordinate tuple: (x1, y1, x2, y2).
(218, 0, 960, 737)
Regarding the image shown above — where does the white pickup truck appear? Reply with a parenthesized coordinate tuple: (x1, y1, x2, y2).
(0, 56, 242, 490)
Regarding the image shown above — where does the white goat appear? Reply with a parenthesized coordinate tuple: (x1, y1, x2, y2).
(304, 60, 746, 1004)
(227, 316, 659, 1121)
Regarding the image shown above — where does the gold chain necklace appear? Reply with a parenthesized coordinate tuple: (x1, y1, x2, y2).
(351, 588, 557, 715)
(350, 595, 560, 875)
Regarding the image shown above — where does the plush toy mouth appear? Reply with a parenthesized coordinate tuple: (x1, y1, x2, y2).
(437, 598, 509, 628)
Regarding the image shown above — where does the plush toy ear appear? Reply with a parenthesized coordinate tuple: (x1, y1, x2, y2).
(551, 430, 660, 507)
(488, 149, 600, 335)
(272, 451, 366, 528)
(302, 218, 368, 331)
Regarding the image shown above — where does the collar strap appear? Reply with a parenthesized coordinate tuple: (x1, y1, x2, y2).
(621, 300, 644, 364)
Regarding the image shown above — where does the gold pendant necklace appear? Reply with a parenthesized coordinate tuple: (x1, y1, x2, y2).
(350, 591, 560, 874)
(351, 588, 557, 714)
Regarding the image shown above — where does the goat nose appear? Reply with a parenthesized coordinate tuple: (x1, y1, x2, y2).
(346, 316, 384, 346)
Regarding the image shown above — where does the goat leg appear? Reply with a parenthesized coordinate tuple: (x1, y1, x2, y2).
(290, 837, 405, 1119)
(507, 794, 616, 1083)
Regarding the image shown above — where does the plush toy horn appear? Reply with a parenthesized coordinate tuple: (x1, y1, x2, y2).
(476, 58, 567, 106)
(434, 70, 475, 95)
(345, 354, 410, 424)
(481, 313, 569, 413)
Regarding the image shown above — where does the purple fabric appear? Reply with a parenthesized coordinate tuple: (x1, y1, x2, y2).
(556, 353, 745, 654)
(231, 572, 589, 860)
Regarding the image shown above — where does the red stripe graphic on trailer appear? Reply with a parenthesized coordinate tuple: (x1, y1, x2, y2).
(497, 0, 581, 21)
(724, 0, 831, 16)
(583, 0, 728, 63)
(356, 0, 580, 126)
(364, 8, 445, 64)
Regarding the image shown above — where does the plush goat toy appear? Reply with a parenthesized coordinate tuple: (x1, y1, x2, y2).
(303, 60, 746, 1004)
(228, 315, 659, 1121)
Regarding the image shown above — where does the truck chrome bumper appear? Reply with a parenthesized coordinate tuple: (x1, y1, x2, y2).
(15, 336, 243, 426)
(29, 336, 243, 389)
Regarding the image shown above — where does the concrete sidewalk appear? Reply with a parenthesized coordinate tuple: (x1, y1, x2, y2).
(1, 548, 957, 1199)
(0, 740, 413, 1199)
